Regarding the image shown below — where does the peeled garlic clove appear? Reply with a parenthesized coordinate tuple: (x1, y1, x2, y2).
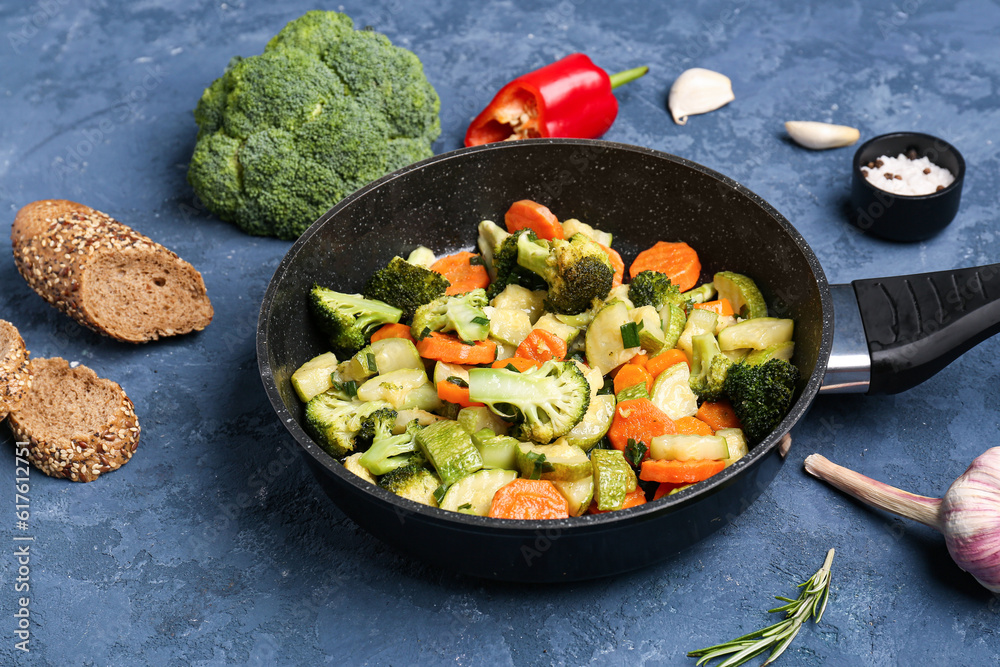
(785, 121, 860, 150)
(668, 68, 734, 125)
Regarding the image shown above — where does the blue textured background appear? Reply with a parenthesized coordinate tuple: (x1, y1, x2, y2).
(2, 0, 1000, 664)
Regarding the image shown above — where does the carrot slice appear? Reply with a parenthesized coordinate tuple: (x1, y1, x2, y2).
(504, 200, 564, 240)
(631, 351, 649, 368)
(613, 363, 653, 396)
(415, 332, 497, 365)
(653, 482, 689, 500)
(597, 242, 624, 288)
(693, 299, 735, 317)
(436, 380, 484, 408)
(370, 323, 417, 344)
(696, 399, 743, 431)
(515, 329, 567, 362)
(645, 348, 689, 379)
(430, 251, 490, 295)
(607, 398, 676, 453)
(491, 357, 540, 372)
(488, 478, 570, 520)
(588, 487, 647, 514)
(639, 459, 726, 484)
(674, 416, 714, 436)
(628, 241, 701, 292)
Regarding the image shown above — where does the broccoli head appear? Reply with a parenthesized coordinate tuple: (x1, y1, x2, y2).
(467, 360, 591, 444)
(486, 228, 547, 300)
(309, 285, 402, 355)
(411, 288, 490, 342)
(363, 256, 450, 321)
(688, 333, 733, 402)
(516, 232, 614, 315)
(188, 11, 441, 239)
(723, 358, 800, 445)
(304, 393, 392, 457)
(628, 270, 686, 310)
(358, 409, 422, 475)
(377, 461, 441, 506)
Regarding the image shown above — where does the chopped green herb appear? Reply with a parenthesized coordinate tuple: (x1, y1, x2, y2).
(433, 484, 448, 504)
(624, 438, 648, 469)
(333, 380, 358, 397)
(366, 352, 377, 373)
(505, 363, 520, 372)
(524, 451, 552, 479)
(446, 375, 469, 388)
(471, 316, 490, 326)
(469, 255, 485, 266)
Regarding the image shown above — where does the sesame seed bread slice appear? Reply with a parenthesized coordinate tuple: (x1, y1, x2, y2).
(0, 320, 31, 422)
(7, 357, 139, 482)
(11, 199, 214, 343)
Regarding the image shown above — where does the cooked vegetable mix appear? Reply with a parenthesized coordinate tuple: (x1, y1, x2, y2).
(295, 199, 800, 517)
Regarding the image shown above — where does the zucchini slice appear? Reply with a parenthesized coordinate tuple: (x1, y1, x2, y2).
(718, 318, 794, 351)
(591, 448, 637, 511)
(516, 441, 593, 482)
(649, 362, 699, 420)
(291, 351, 339, 403)
(552, 476, 596, 516)
(649, 434, 730, 461)
(713, 271, 768, 319)
(440, 468, 518, 515)
(564, 394, 615, 452)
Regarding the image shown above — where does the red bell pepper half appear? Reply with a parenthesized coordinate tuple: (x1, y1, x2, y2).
(464, 53, 648, 146)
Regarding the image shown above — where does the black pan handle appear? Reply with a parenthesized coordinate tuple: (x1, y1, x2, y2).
(852, 263, 1000, 394)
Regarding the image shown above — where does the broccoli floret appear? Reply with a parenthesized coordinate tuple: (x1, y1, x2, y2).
(187, 11, 441, 239)
(486, 228, 547, 300)
(304, 393, 392, 457)
(628, 270, 686, 310)
(411, 288, 490, 342)
(723, 358, 800, 445)
(516, 232, 614, 315)
(309, 285, 402, 355)
(468, 360, 591, 444)
(358, 410, 421, 475)
(689, 333, 733, 402)
(363, 256, 450, 321)
(378, 461, 441, 506)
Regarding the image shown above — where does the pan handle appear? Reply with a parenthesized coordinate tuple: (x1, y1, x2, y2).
(851, 263, 1000, 394)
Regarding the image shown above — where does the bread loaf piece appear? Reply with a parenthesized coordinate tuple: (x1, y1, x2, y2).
(0, 320, 30, 421)
(7, 357, 139, 482)
(11, 199, 214, 343)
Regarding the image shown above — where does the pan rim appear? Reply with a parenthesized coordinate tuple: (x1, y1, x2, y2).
(257, 137, 834, 532)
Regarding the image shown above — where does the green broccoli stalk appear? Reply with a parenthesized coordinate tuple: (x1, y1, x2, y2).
(304, 393, 392, 457)
(467, 361, 591, 444)
(628, 270, 687, 310)
(362, 256, 449, 321)
(516, 232, 614, 315)
(411, 288, 490, 342)
(309, 285, 402, 355)
(477, 220, 509, 283)
(688, 333, 733, 402)
(187, 11, 441, 239)
(358, 409, 421, 475)
(723, 358, 800, 445)
(486, 228, 547, 300)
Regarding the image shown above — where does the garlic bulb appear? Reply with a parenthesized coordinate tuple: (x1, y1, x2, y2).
(805, 448, 1000, 593)
(785, 121, 860, 150)
(668, 68, 734, 125)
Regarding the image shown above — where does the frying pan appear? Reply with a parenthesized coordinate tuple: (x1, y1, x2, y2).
(257, 139, 1000, 582)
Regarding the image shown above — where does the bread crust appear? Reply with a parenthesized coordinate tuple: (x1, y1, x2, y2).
(11, 199, 213, 343)
(0, 320, 31, 421)
(7, 358, 140, 482)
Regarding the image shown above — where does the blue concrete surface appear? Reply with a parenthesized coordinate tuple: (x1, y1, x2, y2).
(2, 0, 999, 664)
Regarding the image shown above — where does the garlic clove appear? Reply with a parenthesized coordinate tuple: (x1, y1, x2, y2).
(668, 68, 734, 125)
(785, 121, 861, 150)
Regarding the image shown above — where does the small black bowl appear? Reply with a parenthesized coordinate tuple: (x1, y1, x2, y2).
(849, 132, 965, 242)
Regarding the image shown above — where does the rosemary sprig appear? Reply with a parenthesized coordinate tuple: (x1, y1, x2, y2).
(687, 548, 835, 667)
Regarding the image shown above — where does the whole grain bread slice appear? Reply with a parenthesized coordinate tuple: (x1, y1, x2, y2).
(8, 357, 139, 482)
(11, 199, 214, 343)
(0, 320, 30, 421)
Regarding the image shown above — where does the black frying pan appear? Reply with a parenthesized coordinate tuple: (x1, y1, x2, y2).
(257, 139, 1000, 582)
